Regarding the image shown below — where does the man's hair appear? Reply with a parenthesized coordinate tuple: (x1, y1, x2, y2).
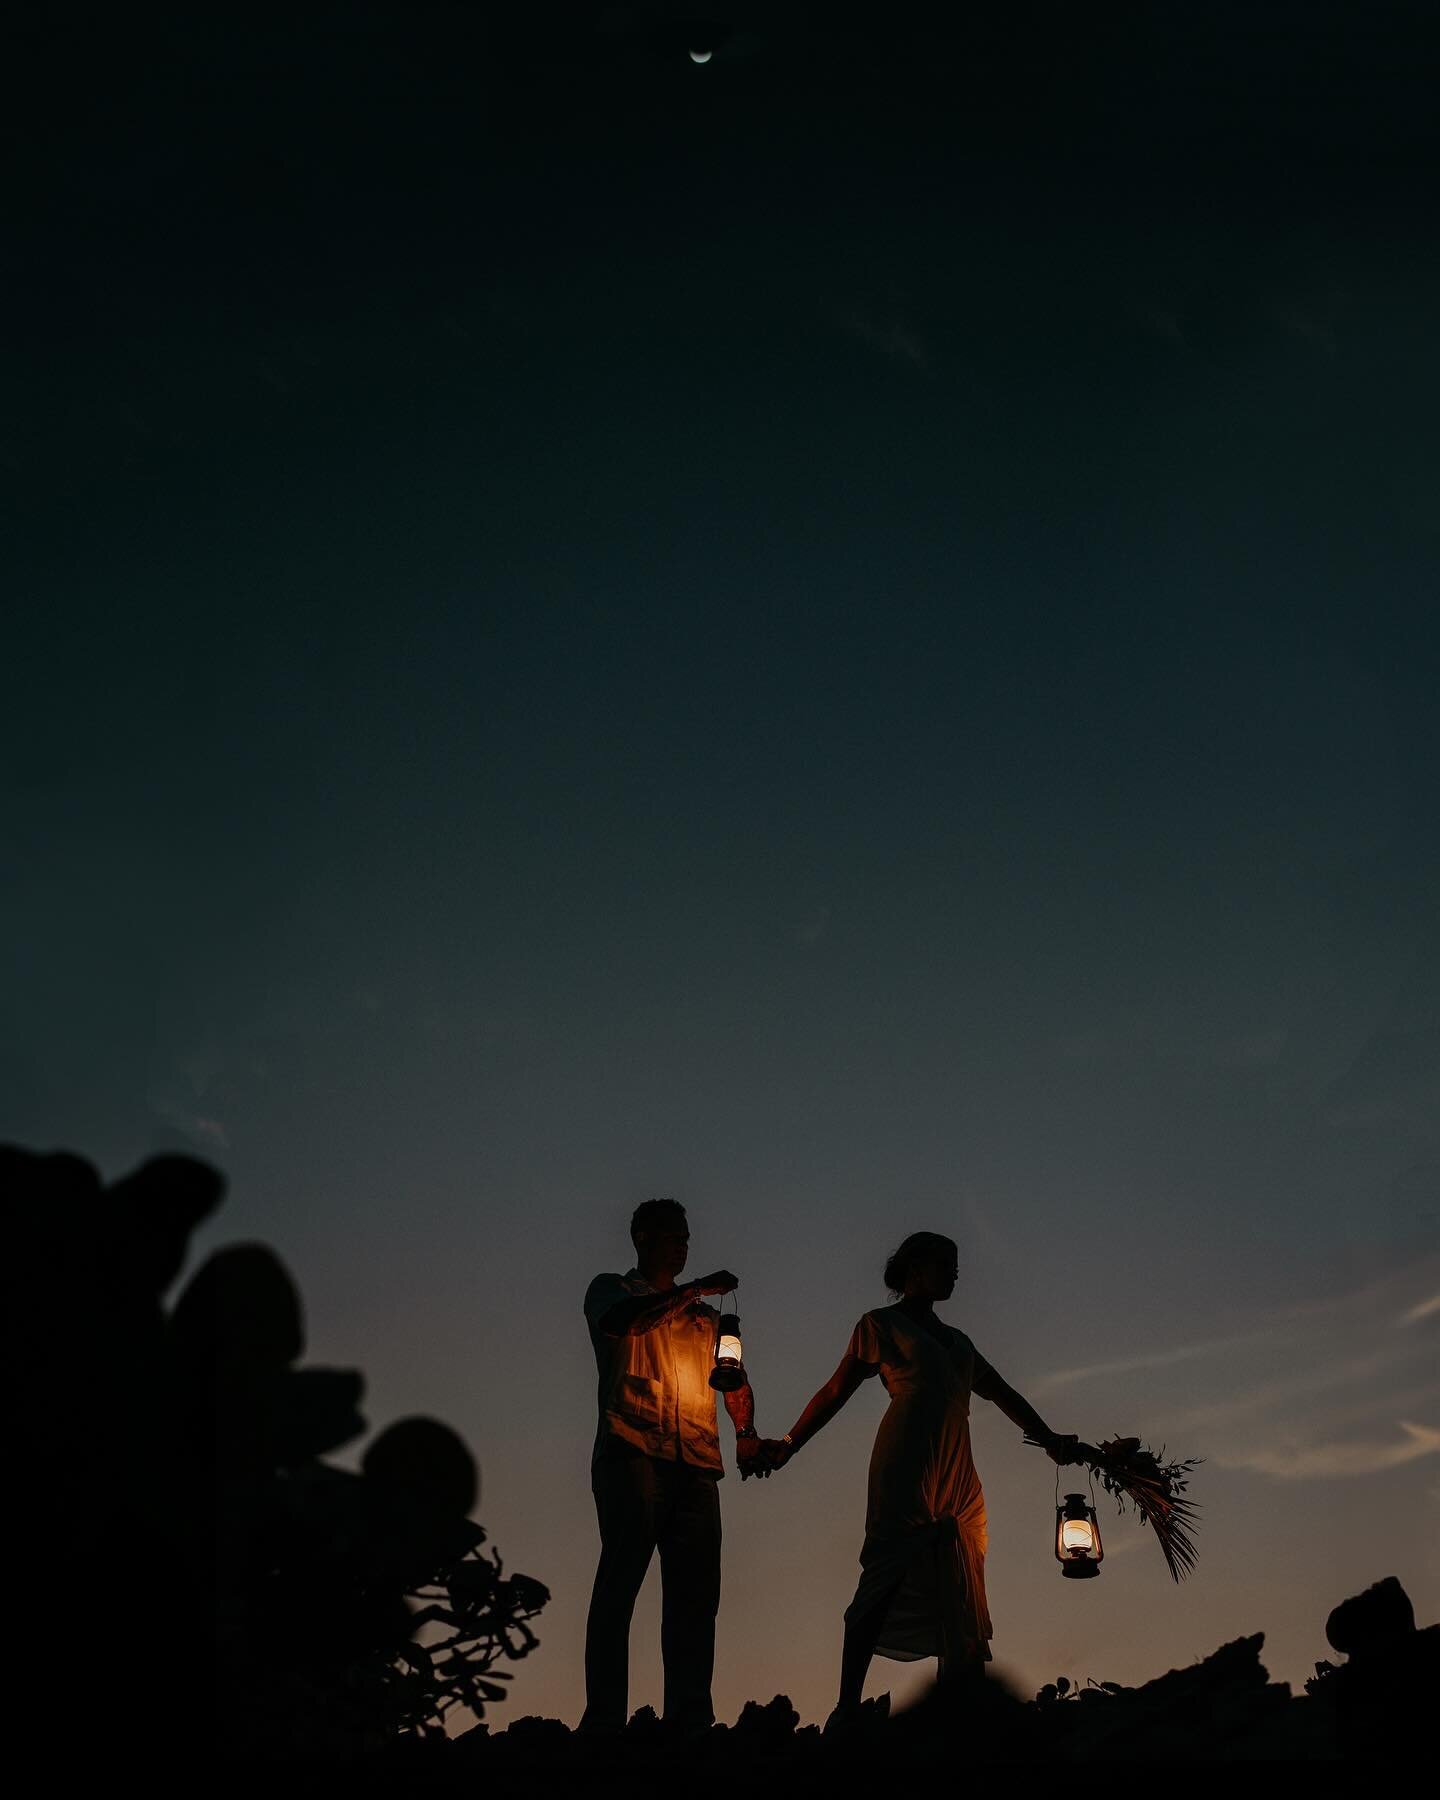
(630, 1197, 687, 1245)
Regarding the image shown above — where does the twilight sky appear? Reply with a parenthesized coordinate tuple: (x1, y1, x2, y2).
(6, 1, 1438, 1726)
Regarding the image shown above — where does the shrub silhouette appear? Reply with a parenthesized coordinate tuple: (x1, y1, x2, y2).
(6, 1144, 547, 1763)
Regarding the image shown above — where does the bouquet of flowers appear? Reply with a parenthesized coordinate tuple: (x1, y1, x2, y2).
(1028, 1433, 1203, 1582)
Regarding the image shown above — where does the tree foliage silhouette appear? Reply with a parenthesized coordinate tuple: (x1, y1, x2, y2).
(6, 1144, 547, 1761)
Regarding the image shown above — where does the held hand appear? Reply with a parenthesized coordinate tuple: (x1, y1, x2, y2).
(689, 1269, 740, 1297)
(759, 1438, 793, 1471)
(736, 1436, 772, 1480)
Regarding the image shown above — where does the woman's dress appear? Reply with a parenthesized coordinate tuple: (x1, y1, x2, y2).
(844, 1305, 1000, 1664)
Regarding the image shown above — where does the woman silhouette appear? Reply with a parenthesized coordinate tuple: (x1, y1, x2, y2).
(767, 1232, 1075, 1724)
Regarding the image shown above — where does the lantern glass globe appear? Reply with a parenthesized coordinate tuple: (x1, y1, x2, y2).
(709, 1311, 745, 1391)
(1056, 1492, 1104, 1576)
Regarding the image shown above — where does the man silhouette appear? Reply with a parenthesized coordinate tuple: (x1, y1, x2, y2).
(581, 1197, 770, 1735)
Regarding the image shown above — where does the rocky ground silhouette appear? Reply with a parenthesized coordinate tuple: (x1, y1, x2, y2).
(419, 1573, 1432, 1770)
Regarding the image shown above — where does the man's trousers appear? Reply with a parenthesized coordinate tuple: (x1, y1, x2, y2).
(581, 1448, 722, 1731)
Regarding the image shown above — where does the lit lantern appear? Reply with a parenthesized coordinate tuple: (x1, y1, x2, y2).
(1055, 1492, 1103, 1578)
(709, 1311, 746, 1392)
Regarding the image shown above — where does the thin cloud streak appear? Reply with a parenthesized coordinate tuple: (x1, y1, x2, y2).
(1031, 1267, 1440, 1493)
(1034, 1328, 1276, 1391)
(1037, 1267, 1440, 1393)
(1217, 1421, 1440, 1480)
(1166, 1349, 1408, 1435)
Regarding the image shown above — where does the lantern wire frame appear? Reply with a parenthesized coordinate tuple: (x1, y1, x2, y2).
(1054, 1464, 1102, 1564)
(713, 1287, 739, 1357)
(707, 1288, 746, 1392)
(1053, 1461, 1099, 1518)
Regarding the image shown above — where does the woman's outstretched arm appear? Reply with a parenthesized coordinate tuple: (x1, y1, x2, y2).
(774, 1348, 877, 1459)
(973, 1357, 1074, 1458)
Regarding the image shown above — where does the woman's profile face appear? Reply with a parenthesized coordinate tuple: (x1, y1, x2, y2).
(912, 1245, 959, 1301)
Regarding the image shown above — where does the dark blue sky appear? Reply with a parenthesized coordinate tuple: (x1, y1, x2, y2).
(5, 1, 1438, 1722)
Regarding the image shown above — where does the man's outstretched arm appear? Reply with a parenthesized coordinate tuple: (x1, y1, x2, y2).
(596, 1269, 738, 1337)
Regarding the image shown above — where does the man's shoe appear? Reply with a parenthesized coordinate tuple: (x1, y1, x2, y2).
(576, 1716, 625, 1739)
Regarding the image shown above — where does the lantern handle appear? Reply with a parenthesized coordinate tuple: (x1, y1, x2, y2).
(1054, 1464, 1099, 1508)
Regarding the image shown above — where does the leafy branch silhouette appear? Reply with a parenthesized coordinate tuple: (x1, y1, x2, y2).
(6, 1144, 549, 1760)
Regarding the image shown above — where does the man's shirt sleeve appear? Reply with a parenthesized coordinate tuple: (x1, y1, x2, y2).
(584, 1272, 631, 1335)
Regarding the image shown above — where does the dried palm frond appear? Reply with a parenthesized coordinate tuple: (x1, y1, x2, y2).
(1027, 1433, 1203, 1582)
